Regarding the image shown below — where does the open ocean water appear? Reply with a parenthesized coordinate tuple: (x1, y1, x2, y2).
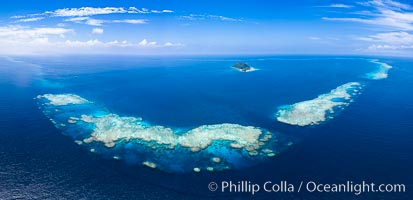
(0, 55, 412, 199)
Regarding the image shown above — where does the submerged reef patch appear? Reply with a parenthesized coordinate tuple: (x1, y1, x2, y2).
(276, 82, 363, 126)
(365, 60, 392, 80)
(37, 94, 290, 173)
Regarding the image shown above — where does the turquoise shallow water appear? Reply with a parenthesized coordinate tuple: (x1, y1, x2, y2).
(0, 55, 412, 199)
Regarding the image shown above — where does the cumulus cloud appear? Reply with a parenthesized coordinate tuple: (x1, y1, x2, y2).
(92, 28, 104, 34)
(164, 42, 178, 47)
(62, 39, 182, 49)
(138, 39, 156, 47)
(0, 26, 183, 54)
(367, 44, 413, 50)
(0, 26, 72, 54)
(138, 39, 183, 47)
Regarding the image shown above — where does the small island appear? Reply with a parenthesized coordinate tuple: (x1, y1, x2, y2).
(232, 62, 255, 72)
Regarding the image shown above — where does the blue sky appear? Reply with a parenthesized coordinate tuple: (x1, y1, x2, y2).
(0, 0, 412, 56)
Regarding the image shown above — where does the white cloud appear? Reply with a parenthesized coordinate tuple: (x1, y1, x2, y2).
(330, 4, 353, 8)
(323, 0, 413, 53)
(63, 39, 182, 49)
(61, 39, 139, 48)
(0, 26, 183, 54)
(357, 31, 413, 50)
(308, 37, 321, 40)
(11, 7, 174, 24)
(317, 4, 353, 8)
(359, 31, 413, 43)
(65, 17, 89, 22)
(64, 39, 105, 47)
(149, 9, 174, 13)
(367, 44, 413, 50)
(323, 0, 413, 30)
(128, 7, 174, 14)
(52, 7, 128, 17)
(163, 42, 183, 47)
(11, 15, 25, 19)
(65, 17, 104, 26)
(138, 39, 183, 47)
(358, 0, 413, 10)
(112, 19, 147, 24)
(0, 26, 72, 39)
(323, 17, 374, 23)
(213, 15, 241, 22)
(65, 17, 146, 26)
(163, 42, 175, 46)
(0, 26, 73, 54)
(84, 18, 105, 26)
(307, 36, 340, 42)
(181, 14, 242, 22)
(16, 17, 45, 22)
(60, 39, 135, 48)
(127, 7, 147, 14)
(92, 28, 104, 34)
(51, 7, 173, 17)
(138, 39, 157, 47)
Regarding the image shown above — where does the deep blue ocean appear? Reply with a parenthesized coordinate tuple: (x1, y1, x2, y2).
(0, 55, 412, 199)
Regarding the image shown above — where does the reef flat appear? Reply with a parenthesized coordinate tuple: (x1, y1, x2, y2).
(37, 94, 290, 173)
(366, 60, 392, 80)
(82, 114, 264, 155)
(275, 82, 363, 126)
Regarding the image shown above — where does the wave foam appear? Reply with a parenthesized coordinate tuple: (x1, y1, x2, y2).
(234, 67, 258, 72)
